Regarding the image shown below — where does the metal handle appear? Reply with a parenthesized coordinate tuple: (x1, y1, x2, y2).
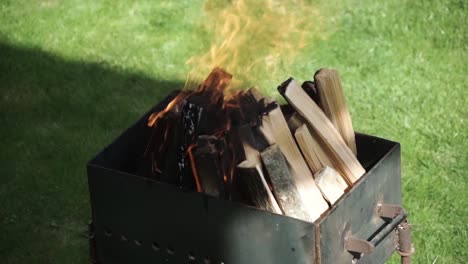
(344, 204, 407, 254)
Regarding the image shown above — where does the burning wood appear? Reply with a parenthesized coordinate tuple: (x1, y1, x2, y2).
(144, 67, 366, 222)
(188, 135, 226, 197)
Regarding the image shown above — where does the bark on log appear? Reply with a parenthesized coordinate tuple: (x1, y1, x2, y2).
(236, 160, 282, 214)
(261, 144, 312, 221)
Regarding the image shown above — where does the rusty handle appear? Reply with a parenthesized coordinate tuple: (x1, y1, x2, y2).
(345, 205, 407, 255)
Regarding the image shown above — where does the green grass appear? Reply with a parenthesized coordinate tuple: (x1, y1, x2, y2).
(0, 0, 466, 263)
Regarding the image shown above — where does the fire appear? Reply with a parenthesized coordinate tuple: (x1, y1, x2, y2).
(187, 144, 203, 193)
(186, 0, 324, 91)
(144, 0, 326, 197)
(145, 67, 276, 198)
(147, 90, 191, 127)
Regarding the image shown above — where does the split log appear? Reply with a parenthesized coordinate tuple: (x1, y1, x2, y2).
(261, 144, 311, 221)
(295, 124, 325, 174)
(199, 67, 232, 93)
(141, 113, 170, 178)
(301, 81, 321, 106)
(279, 78, 365, 185)
(178, 97, 204, 189)
(291, 114, 350, 205)
(286, 112, 304, 132)
(143, 90, 192, 182)
(259, 116, 276, 145)
(141, 111, 182, 184)
(157, 112, 183, 184)
(177, 68, 231, 190)
(147, 90, 192, 128)
(237, 124, 269, 153)
(247, 87, 265, 102)
(260, 105, 329, 221)
(314, 69, 357, 155)
(314, 166, 348, 205)
(217, 133, 242, 200)
(236, 160, 282, 214)
(247, 88, 278, 147)
(294, 123, 350, 204)
(237, 89, 265, 127)
(188, 136, 225, 198)
(294, 124, 334, 175)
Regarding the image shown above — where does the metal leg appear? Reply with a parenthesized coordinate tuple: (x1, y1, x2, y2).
(398, 221, 414, 264)
(88, 221, 99, 264)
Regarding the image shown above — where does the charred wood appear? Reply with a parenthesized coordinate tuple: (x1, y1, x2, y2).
(189, 136, 226, 198)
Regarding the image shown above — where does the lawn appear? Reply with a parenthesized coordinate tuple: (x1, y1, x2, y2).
(0, 0, 466, 263)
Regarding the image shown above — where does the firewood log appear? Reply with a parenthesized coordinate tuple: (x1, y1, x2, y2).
(188, 136, 225, 198)
(294, 124, 334, 175)
(314, 69, 357, 155)
(301, 81, 321, 106)
(279, 78, 365, 185)
(261, 144, 311, 221)
(260, 105, 329, 221)
(236, 159, 282, 214)
(314, 166, 348, 205)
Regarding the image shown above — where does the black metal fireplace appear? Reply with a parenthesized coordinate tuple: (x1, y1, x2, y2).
(87, 91, 411, 264)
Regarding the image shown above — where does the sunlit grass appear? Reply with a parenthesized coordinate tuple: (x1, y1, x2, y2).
(0, 0, 466, 263)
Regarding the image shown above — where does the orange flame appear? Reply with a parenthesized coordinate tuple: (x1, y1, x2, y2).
(147, 91, 191, 127)
(188, 144, 204, 193)
(186, 0, 324, 92)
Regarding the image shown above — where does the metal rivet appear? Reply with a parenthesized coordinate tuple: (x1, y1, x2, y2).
(188, 252, 196, 260)
(152, 242, 160, 251)
(166, 246, 175, 255)
(104, 228, 112, 237)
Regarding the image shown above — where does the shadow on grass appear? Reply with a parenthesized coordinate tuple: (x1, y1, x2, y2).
(0, 41, 185, 124)
(0, 40, 185, 262)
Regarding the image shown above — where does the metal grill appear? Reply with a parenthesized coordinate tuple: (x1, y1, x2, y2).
(87, 91, 412, 264)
